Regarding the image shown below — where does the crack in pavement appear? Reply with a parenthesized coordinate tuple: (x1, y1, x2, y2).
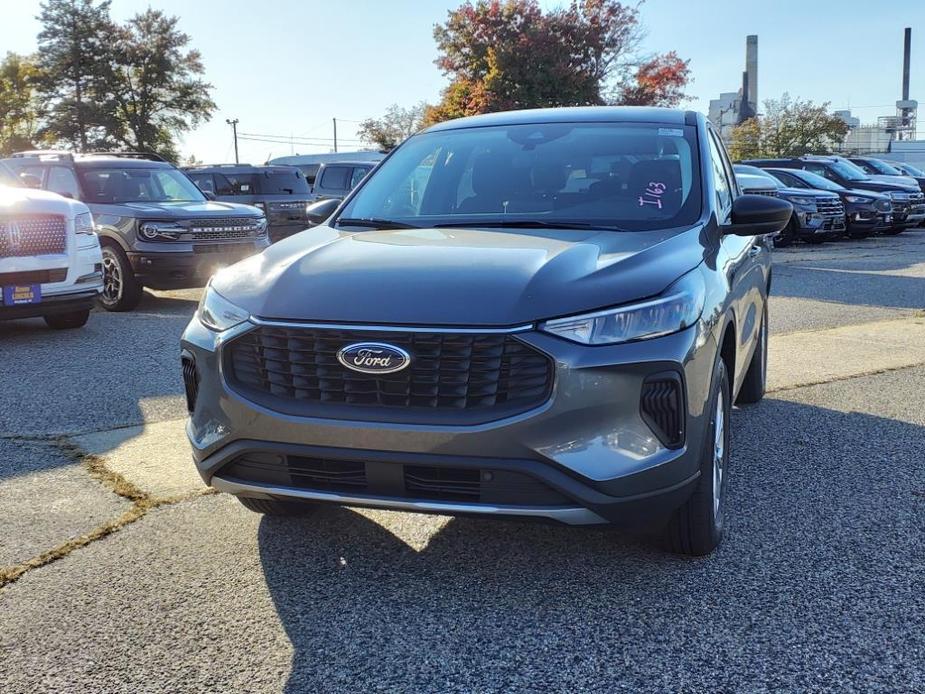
(0, 436, 215, 591)
(766, 360, 925, 395)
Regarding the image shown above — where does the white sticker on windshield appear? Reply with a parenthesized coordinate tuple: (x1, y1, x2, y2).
(658, 128, 684, 137)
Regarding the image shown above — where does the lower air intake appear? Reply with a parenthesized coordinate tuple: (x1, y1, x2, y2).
(640, 372, 685, 449)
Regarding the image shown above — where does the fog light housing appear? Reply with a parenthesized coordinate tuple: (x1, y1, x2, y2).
(181, 352, 199, 414)
(640, 372, 685, 449)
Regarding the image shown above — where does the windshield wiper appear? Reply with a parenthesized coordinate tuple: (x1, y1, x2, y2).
(433, 220, 628, 232)
(335, 217, 421, 230)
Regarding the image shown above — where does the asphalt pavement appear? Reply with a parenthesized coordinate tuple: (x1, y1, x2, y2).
(1, 232, 924, 693)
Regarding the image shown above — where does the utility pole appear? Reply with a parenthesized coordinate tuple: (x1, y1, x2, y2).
(225, 118, 240, 163)
(333, 117, 338, 153)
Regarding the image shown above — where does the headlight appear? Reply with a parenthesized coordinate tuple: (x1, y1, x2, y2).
(541, 270, 706, 345)
(75, 211, 95, 235)
(197, 284, 250, 332)
(139, 221, 182, 241)
(782, 195, 817, 208)
(844, 195, 874, 204)
(256, 216, 268, 236)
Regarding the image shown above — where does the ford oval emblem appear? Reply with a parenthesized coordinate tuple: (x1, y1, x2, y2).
(336, 342, 411, 375)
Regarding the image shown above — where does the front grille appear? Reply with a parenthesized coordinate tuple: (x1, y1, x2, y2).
(188, 217, 261, 241)
(405, 466, 480, 501)
(270, 201, 309, 211)
(181, 353, 199, 414)
(0, 268, 68, 285)
(225, 326, 554, 423)
(220, 453, 571, 506)
(0, 215, 67, 257)
(815, 197, 845, 218)
(640, 373, 685, 449)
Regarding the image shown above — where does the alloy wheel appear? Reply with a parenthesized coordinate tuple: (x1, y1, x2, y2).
(101, 248, 123, 306)
(712, 390, 726, 518)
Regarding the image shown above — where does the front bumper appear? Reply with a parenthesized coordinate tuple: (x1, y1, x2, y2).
(794, 209, 846, 237)
(181, 318, 718, 527)
(128, 239, 269, 290)
(0, 288, 98, 320)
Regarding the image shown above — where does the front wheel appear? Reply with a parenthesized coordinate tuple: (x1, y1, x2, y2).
(99, 245, 143, 312)
(43, 309, 90, 330)
(662, 357, 731, 556)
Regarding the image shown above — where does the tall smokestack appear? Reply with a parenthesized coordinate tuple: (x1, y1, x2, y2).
(746, 35, 758, 115)
(902, 27, 911, 101)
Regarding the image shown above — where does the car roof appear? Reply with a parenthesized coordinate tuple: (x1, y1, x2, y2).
(73, 157, 172, 169)
(423, 106, 696, 133)
(183, 164, 304, 174)
(317, 161, 374, 168)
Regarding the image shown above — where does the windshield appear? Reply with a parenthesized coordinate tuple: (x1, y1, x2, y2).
(867, 159, 903, 175)
(830, 160, 867, 181)
(790, 170, 842, 191)
(898, 162, 925, 177)
(0, 162, 20, 187)
(258, 170, 311, 195)
(338, 122, 702, 231)
(78, 166, 206, 204)
(734, 164, 781, 184)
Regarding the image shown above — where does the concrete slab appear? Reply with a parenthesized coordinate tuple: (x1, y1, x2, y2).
(0, 439, 131, 567)
(769, 315, 925, 391)
(72, 419, 205, 501)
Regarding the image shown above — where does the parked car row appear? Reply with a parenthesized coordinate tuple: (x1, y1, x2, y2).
(2, 151, 268, 312)
(735, 154, 925, 245)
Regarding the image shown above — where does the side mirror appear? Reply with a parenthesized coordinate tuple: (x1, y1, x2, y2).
(725, 194, 793, 236)
(19, 173, 42, 189)
(202, 191, 216, 201)
(305, 198, 340, 225)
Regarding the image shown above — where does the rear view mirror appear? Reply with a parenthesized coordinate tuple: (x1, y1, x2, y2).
(305, 198, 340, 225)
(726, 194, 793, 236)
(19, 173, 42, 189)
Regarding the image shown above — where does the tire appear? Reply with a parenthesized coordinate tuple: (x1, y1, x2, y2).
(663, 357, 731, 556)
(43, 309, 90, 330)
(736, 303, 768, 405)
(237, 496, 318, 516)
(772, 219, 797, 248)
(99, 244, 143, 312)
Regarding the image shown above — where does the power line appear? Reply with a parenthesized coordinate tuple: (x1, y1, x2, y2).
(238, 132, 362, 144)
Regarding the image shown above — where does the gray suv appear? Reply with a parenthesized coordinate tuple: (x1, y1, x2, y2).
(310, 161, 375, 201)
(181, 107, 791, 555)
(184, 164, 312, 242)
(3, 151, 268, 311)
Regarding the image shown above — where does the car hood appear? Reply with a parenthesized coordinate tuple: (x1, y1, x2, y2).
(87, 200, 263, 219)
(865, 174, 919, 187)
(846, 179, 919, 194)
(777, 187, 838, 198)
(212, 223, 708, 326)
(0, 183, 87, 217)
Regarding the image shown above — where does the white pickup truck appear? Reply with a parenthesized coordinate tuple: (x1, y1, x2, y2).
(1, 163, 103, 329)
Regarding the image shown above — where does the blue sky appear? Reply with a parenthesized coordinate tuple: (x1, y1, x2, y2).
(1, 0, 922, 162)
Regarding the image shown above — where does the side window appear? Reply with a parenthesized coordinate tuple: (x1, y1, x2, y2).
(320, 166, 350, 191)
(854, 161, 874, 174)
(349, 167, 369, 189)
(47, 166, 82, 199)
(190, 173, 214, 194)
(707, 131, 733, 215)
